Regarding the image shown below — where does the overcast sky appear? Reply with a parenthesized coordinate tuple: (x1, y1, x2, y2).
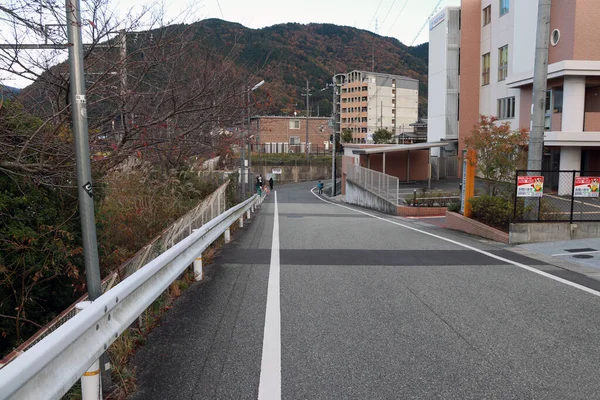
(129, 0, 461, 46)
(2, 0, 461, 88)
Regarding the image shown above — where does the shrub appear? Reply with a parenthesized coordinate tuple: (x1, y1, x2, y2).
(469, 195, 513, 231)
(447, 202, 461, 212)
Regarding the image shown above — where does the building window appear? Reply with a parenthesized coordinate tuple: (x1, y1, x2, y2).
(483, 6, 491, 26)
(482, 53, 490, 86)
(289, 120, 300, 129)
(289, 136, 300, 145)
(497, 96, 515, 119)
(500, 0, 509, 16)
(498, 45, 508, 81)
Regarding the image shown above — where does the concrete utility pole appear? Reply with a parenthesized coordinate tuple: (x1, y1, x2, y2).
(241, 89, 246, 199)
(66, 0, 102, 306)
(331, 76, 337, 196)
(66, 0, 112, 391)
(526, 0, 552, 217)
(528, 0, 552, 172)
(305, 79, 310, 161)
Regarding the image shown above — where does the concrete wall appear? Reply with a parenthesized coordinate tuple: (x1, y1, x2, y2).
(345, 179, 397, 215)
(251, 165, 331, 184)
(509, 222, 600, 245)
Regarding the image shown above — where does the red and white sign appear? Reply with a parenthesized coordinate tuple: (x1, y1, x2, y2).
(517, 176, 544, 197)
(574, 177, 600, 197)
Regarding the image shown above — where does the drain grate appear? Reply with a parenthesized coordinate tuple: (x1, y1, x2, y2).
(565, 248, 597, 253)
(573, 254, 594, 259)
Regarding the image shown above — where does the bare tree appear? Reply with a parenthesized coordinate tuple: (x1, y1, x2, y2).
(0, 0, 267, 182)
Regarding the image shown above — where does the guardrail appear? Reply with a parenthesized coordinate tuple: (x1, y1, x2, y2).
(0, 182, 230, 369)
(0, 193, 263, 399)
(346, 164, 399, 205)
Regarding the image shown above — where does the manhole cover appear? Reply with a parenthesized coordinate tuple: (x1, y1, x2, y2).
(565, 248, 596, 253)
(573, 254, 594, 259)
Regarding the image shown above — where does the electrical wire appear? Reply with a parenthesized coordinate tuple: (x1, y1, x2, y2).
(386, 0, 410, 36)
(215, 0, 224, 19)
(367, 0, 385, 31)
(379, 0, 398, 29)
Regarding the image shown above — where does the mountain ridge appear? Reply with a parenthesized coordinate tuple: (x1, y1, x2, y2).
(190, 19, 429, 117)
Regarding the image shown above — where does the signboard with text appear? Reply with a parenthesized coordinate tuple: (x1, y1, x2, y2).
(517, 176, 544, 197)
(271, 168, 282, 175)
(574, 177, 600, 197)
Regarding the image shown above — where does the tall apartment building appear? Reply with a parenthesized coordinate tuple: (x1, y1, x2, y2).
(428, 7, 461, 156)
(334, 70, 419, 143)
(429, 0, 600, 193)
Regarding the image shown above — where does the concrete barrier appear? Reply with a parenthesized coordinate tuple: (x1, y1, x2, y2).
(345, 179, 397, 215)
(509, 222, 600, 244)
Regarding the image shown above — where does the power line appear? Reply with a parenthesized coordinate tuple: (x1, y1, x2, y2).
(379, 0, 398, 29)
(410, 0, 444, 46)
(386, 0, 410, 36)
(215, 0, 224, 19)
(367, 0, 385, 31)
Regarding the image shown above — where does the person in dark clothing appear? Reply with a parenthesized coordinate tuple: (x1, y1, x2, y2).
(269, 177, 274, 191)
(317, 181, 324, 194)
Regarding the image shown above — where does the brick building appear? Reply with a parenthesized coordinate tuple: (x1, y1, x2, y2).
(249, 116, 332, 153)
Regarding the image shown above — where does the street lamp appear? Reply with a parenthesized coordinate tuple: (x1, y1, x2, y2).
(241, 80, 265, 199)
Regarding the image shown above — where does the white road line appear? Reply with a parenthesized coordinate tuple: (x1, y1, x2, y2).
(258, 191, 281, 400)
(311, 188, 600, 298)
(552, 250, 600, 257)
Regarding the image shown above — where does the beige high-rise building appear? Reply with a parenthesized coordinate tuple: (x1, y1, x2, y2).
(334, 71, 419, 143)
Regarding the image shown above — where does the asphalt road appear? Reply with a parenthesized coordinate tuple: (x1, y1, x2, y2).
(131, 181, 600, 399)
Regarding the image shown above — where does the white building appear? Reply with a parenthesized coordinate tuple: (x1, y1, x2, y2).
(427, 7, 461, 156)
(428, 0, 600, 192)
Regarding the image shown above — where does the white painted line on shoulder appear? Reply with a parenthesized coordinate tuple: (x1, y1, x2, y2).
(551, 250, 600, 257)
(258, 191, 281, 400)
(311, 188, 600, 298)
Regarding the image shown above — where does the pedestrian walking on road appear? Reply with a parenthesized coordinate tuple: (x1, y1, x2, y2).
(269, 177, 274, 191)
(317, 180, 324, 194)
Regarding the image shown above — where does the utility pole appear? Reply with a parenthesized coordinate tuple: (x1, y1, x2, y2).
(304, 80, 311, 161)
(247, 88, 252, 198)
(331, 75, 337, 197)
(240, 88, 246, 200)
(526, 0, 552, 216)
(66, 0, 111, 391)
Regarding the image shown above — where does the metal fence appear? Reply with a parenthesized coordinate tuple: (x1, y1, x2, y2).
(430, 155, 459, 180)
(0, 182, 231, 369)
(513, 170, 600, 223)
(249, 143, 332, 156)
(346, 164, 399, 205)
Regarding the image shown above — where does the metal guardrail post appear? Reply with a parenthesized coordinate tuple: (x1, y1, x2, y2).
(194, 254, 203, 281)
(224, 228, 231, 243)
(76, 302, 101, 400)
(239, 216, 244, 228)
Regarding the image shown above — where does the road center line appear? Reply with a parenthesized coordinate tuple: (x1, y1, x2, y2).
(312, 189, 600, 298)
(258, 191, 281, 400)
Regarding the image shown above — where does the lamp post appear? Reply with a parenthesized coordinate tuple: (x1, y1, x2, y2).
(244, 80, 265, 198)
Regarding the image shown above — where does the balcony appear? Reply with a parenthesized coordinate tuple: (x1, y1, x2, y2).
(544, 131, 600, 147)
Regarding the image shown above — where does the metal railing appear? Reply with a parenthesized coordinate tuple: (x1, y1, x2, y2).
(513, 170, 600, 223)
(0, 182, 230, 369)
(0, 192, 263, 399)
(346, 164, 399, 205)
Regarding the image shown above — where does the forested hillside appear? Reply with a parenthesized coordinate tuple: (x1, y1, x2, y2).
(191, 19, 429, 117)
